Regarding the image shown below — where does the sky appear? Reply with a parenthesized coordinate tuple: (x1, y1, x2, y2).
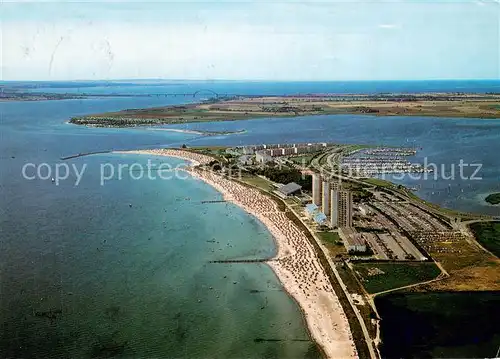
(1, 0, 499, 81)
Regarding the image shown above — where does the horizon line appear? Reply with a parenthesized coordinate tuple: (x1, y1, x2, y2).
(1, 78, 500, 83)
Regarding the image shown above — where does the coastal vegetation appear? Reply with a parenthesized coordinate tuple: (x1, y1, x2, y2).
(249, 166, 313, 191)
(485, 192, 500, 205)
(239, 175, 275, 192)
(469, 221, 500, 257)
(317, 232, 346, 258)
(363, 177, 395, 189)
(335, 264, 379, 339)
(352, 262, 441, 294)
(317, 231, 341, 245)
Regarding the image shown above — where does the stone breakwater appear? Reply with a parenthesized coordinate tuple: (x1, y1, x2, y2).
(117, 148, 357, 359)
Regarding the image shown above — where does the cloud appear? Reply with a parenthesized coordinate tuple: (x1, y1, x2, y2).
(475, 0, 500, 5)
(378, 24, 399, 29)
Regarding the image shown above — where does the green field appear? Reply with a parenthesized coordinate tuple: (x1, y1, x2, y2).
(353, 262, 441, 294)
(376, 291, 500, 358)
(289, 153, 321, 166)
(469, 221, 500, 258)
(362, 178, 395, 188)
(317, 231, 341, 244)
(240, 175, 274, 192)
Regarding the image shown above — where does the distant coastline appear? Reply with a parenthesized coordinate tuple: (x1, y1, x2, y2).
(68, 93, 500, 127)
(0, 91, 139, 102)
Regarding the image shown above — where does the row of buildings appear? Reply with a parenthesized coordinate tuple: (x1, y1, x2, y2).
(242, 143, 330, 155)
(308, 174, 366, 253)
(247, 143, 329, 164)
(311, 174, 353, 228)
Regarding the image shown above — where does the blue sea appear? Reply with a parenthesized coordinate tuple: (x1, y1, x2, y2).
(1, 80, 499, 358)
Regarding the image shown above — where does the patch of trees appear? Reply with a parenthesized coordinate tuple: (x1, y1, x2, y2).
(252, 166, 312, 190)
(352, 106, 379, 114)
(70, 116, 163, 127)
(352, 188, 374, 203)
(207, 160, 222, 171)
(354, 226, 386, 234)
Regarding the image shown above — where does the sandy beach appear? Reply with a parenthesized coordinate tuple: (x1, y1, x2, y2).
(117, 148, 358, 359)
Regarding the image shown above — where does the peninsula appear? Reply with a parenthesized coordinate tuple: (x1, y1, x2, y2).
(114, 143, 499, 359)
(70, 93, 500, 127)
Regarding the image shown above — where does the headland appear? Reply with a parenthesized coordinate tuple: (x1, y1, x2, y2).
(70, 93, 500, 127)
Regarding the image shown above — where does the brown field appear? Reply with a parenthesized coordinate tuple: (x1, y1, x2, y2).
(71, 93, 500, 126)
(205, 95, 500, 119)
(416, 238, 500, 291)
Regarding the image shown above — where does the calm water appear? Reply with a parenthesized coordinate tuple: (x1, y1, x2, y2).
(167, 114, 500, 216)
(1, 80, 499, 358)
(10, 79, 500, 95)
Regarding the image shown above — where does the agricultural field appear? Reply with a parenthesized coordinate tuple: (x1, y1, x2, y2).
(353, 262, 441, 294)
(376, 291, 500, 358)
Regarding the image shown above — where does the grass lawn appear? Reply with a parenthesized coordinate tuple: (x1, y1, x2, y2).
(353, 262, 441, 294)
(469, 222, 500, 258)
(240, 175, 274, 192)
(363, 178, 395, 188)
(317, 231, 346, 257)
(318, 231, 341, 244)
(289, 153, 319, 166)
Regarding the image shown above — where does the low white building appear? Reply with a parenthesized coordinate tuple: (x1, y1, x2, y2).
(255, 150, 273, 164)
(238, 155, 253, 165)
(275, 182, 302, 198)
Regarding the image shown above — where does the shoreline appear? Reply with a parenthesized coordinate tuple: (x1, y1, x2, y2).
(143, 127, 246, 136)
(116, 148, 358, 359)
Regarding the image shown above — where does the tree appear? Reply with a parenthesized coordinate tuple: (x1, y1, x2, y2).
(208, 160, 222, 171)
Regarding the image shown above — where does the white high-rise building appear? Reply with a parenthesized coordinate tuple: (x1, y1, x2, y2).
(322, 181, 331, 215)
(312, 174, 321, 206)
(330, 190, 353, 228)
